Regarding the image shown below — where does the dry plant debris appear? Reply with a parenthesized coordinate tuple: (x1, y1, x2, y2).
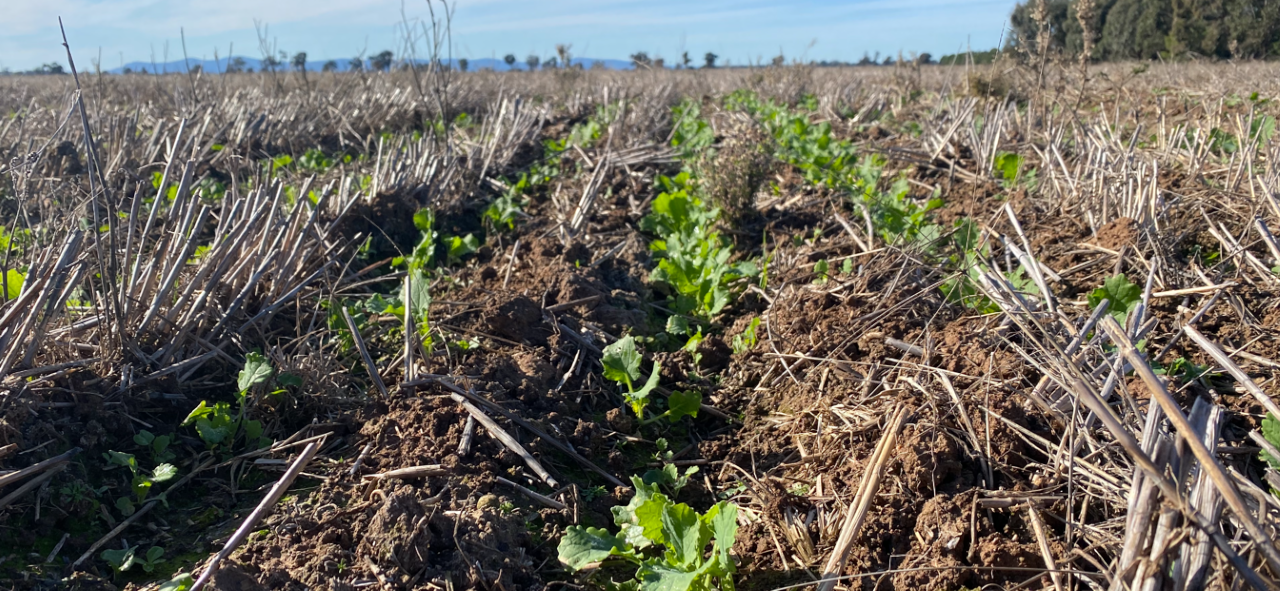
(0, 59, 1279, 591)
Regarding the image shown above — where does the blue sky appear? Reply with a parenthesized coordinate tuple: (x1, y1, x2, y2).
(1, 0, 1016, 71)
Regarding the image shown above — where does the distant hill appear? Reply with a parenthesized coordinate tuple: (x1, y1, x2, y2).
(106, 56, 636, 74)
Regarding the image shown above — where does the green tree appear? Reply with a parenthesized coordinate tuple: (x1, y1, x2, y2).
(321, 60, 338, 72)
(704, 52, 718, 68)
(1099, 0, 1171, 58)
(1225, 0, 1280, 57)
(458, 58, 468, 72)
(370, 50, 394, 72)
(503, 54, 517, 70)
(1007, 0, 1280, 60)
(526, 54, 540, 70)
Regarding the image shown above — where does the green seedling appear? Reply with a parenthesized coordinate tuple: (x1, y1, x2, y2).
(483, 188, 527, 231)
(558, 476, 738, 591)
(813, 259, 830, 284)
(298, 147, 334, 172)
(395, 207, 477, 267)
(993, 152, 1037, 190)
(643, 173, 757, 322)
(133, 430, 175, 464)
(671, 99, 715, 161)
(603, 336, 702, 425)
(682, 329, 705, 368)
(602, 336, 662, 420)
(183, 352, 276, 451)
(3, 269, 24, 301)
(103, 451, 177, 515)
(1153, 357, 1217, 383)
(644, 439, 700, 498)
(395, 209, 440, 270)
(102, 545, 164, 574)
(583, 485, 609, 502)
(446, 234, 480, 265)
(731, 317, 760, 354)
(1088, 274, 1142, 328)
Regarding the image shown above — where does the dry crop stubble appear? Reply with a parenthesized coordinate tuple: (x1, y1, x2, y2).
(0, 59, 1278, 591)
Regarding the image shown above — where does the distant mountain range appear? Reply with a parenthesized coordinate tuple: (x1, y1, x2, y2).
(106, 56, 636, 74)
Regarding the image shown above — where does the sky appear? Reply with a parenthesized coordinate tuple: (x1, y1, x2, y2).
(1, 0, 1017, 72)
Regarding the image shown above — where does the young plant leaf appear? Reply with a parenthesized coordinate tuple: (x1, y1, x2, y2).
(603, 336, 643, 384)
(159, 573, 194, 591)
(558, 526, 633, 570)
(1261, 413, 1280, 470)
(628, 362, 663, 417)
(1088, 274, 1142, 326)
(151, 463, 178, 483)
(237, 352, 274, 393)
(666, 391, 701, 422)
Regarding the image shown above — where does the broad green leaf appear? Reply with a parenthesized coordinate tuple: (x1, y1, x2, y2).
(277, 373, 304, 388)
(994, 152, 1023, 182)
(634, 495, 673, 546)
(402, 268, 432, 321)
(613, 477, 663, 548)
(237, 352, 274, 393)
(1262, 413, 1280, 470)
(159, 573, 194, 591)
(194, 418, 227, 445)
(3, 269, 23, 300)
(132, 477, 153, 500)
(603, 336, 642, 384)
(705, 501, 739, 566)
(243, 419, 264, 442)
(558, 526, 632, 570)
(101, 546, 137, 571)
(104, 450, 138, 471)
(665, 315, 690, 336)
(666, 391, 701, 422)
(1088, 274, 1142, 326)
(145, 546, 165, 562)
(637, 564, 700, 591)
(413, 209, 435, 233)
(447, 234, 480, 262)
(628, 361, 663, 416)
(661, 502, 705, 568)
(133, 430, 155, 446)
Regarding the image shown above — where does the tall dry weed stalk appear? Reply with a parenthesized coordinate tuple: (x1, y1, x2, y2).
(1075, 0, 1097, 106)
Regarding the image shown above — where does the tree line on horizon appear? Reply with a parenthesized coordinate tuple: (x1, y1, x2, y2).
(1008, 0, 1280, 60)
